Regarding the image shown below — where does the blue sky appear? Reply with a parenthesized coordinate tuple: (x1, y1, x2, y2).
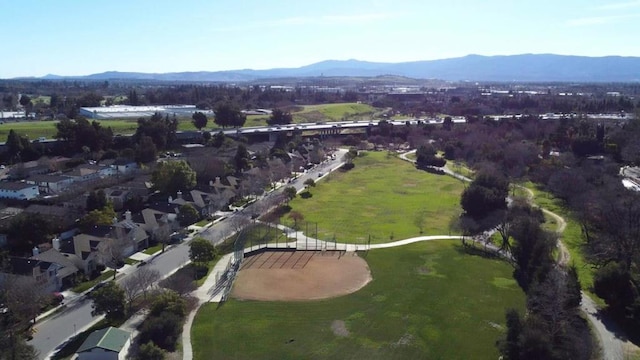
(1, 0, 639, 78)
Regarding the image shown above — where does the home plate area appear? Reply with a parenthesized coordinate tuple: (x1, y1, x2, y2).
(231, 250, 372, 301)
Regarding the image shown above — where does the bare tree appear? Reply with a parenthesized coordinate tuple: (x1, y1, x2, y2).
(267, 159, 291, 188)
(135, 267, 160, 300)
(153, 219, 172, 252)
(288, 211, 304, 230)
(228, 215, 251, 237)
(159, 271, 196, 297)
(0, 276, 46, 360)
(413, 208, 428, 234)
(98, 237, 134, 280)
(123, 267, 161, 310)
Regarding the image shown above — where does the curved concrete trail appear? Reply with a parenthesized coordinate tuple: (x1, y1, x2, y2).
(402, 150, 633, 359)
(181, 150, 634, 360)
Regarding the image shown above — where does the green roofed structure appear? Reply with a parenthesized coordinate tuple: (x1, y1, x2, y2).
(76, 326, 131, 360)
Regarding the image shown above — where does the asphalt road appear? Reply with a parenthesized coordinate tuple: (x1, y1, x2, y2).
(32, 241, 194, 360)
(31, 148, 347, 359)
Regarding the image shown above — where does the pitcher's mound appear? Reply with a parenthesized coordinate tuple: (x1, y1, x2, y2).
(232, 250, 372, 301)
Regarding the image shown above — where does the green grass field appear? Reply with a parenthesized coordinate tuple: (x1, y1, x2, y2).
(283, 151, 465, 244)
(243, 103, 377, 127)
(242, 223, 289, 247)
(192, 240, 524, 360)
(293, 103, 376, 123)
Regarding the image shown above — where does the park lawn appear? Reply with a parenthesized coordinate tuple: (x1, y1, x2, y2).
(522, 181, 593, 292)
(244, 114, 270, 127)
(192, 240, 525, 360)
(242, 223, 290, 248)
(284, 151, 465, 244)
(243, 103, 378, 127)
(292, 103, 376, 123)
(0, 117, 202, 140)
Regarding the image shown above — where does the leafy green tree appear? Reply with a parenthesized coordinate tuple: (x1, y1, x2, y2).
(5, 129, 23, 163)
(78, 205, 117, 232)
(593, 262, 636, 316)
(89, 282, 125, 321)
(7, 213, 55, 254)
(443, 116, 453, 130)
(128, 90, 139, 106)
(345, 147, 358, 164)
(178, 203, 200, 226)
(77, 92, 104, 107)
(133, 112, 178, 150)
(54, 117, 113, 153)
(498, 308, 523, 360)
(139, 312, 182, 351)
(150, 290, 186, 317)
(151, 160, 196, 195)
(283, 186, 297, 204)
(510, 217, 556, 291)
(214, 102, 246, 128)
(460, 171, 509, 220)
(233, 144, 251, 174)
(137, 342, 165, 360)
(192, 111, 208, 131)
(303, 178, 315, 190)
(416, 144, 446, 168)
(135, 135, 158, 163)
(19, 95, 32, 116)
(267, 108, 293, 125)
(189, 237, 216, 265)
(86, 189, 108, 212)
(211, 131, 226, 148)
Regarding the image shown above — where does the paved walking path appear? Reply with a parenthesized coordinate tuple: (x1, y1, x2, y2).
(181, 150, 635, 359)
(180, 226, 505, 360)
(400, 149, 635, 359)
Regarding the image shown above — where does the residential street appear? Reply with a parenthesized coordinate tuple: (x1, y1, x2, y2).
(30, 148, 347, 360)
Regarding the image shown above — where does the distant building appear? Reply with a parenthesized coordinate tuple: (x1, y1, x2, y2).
(26, 174, 74, 194)
(0, 182, 39, 200)
(79, 105, 214, 119)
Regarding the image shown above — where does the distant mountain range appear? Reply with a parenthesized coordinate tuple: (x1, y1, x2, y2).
(33, 54, 640, 82)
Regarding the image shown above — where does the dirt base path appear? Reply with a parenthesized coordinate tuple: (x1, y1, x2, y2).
(232, 251, 372, 301)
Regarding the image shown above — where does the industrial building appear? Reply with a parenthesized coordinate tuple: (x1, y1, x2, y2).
(78, 105, 214, 119)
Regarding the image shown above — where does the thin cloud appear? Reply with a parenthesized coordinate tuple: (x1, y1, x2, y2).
(596, 0, 640, 10)
(566, 13, 640, 26)
(270, 13, 396, 27)
(210, 12, 398, 33)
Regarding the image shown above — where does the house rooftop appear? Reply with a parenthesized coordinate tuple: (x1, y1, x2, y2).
(112, 158, 136, 166)
(77, 327, 130, 354)
(27, 174, 70, 183)
(0, 181, 36, 191)
(24, 204, 72, 218)
(31, 249, 79, 278)
(8, 257, 53, 276)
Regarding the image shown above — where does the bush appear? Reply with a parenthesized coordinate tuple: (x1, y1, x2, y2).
(137, 341, 165, 360)
(341, 163, 355, 171)
(138, 311, 183, 351)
